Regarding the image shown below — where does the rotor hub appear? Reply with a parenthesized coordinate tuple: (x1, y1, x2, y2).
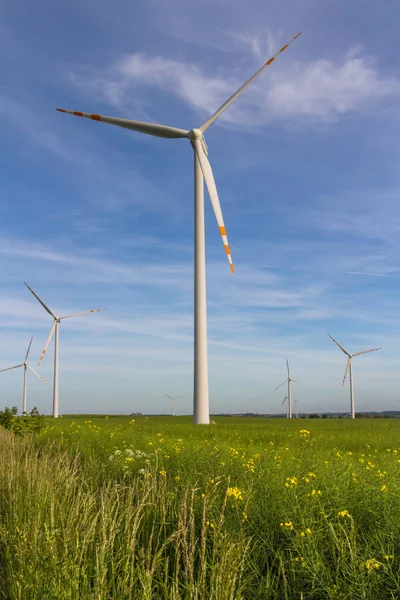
(188, 128, 203, 141)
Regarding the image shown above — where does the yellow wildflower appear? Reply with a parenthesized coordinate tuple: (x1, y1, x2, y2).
(206, 521, 215, 529)
(226, 487, 242, 501)
(285, 476, 298, 488)
(365, 558, 383, 572)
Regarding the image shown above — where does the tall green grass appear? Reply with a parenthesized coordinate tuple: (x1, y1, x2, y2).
(1, 417, 400, 598)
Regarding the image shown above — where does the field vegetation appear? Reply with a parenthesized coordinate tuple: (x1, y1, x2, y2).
(1, 416, 400, 599)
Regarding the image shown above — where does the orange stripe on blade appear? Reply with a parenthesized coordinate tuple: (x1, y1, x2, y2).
(74, 111, 83, 117)
(56, 108, 66, 113)
(266, 57, 275, 66)
(219, 226, 227, 236)
(295, 32, 302, 39)
(230, 264, 235, 274)
(224, 245, 231, 255)
(91, 114, 101, 121)
(280, 44, 289, 52)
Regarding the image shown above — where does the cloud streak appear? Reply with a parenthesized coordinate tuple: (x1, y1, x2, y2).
(71, 47, 400, 127)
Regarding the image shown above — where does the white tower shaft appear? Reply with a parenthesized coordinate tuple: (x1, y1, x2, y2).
(193, 153, 209, 424)
(349, 359, 355, 419)
(53, 320, 59, 419)
(23, 365, 27, 414)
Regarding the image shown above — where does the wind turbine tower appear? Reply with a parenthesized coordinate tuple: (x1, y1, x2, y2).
(327, 334, 381, 419)
(57, 33, 302, 424)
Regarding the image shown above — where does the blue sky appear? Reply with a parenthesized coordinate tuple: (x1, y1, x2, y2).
(1, 0, 400, 415)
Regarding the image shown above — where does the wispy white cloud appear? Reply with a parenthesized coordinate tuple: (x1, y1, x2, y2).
(0, 94, 71, 158)
(71, 46, 400, 127)
(302, 188, 400, 240)
(0, 92, 176, 217)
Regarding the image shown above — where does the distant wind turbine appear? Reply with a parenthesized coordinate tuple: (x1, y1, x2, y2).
(281, 395, 289, 418)
(165, 394, 181, 417)
(24, 283, 105, 418)
(327, 334, 381, 419)
(0, 335, 47, 413)
(274, 359, 305, 419)
(56, 32, 302, 424)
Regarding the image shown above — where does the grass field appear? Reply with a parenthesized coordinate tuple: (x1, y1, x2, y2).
(1, 416, 400, 599)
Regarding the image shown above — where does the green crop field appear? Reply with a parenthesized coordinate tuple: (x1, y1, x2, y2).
(1, 416, 400, 599)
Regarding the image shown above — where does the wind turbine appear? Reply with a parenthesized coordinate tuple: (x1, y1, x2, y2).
(274, 359, 305, 419)
(24, 283, 105, 418)
(295, 397, 299, 419)
(165, 394, 180, 417)
(327, 334, 381, 419)
(0, 335, 47, 413)
(281, 395, 289, 418)
(57, 32, 302, 424)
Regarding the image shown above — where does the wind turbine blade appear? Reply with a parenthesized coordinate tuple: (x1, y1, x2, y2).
(352, 347, 382, 357)
(24, 282, 56, 318)
(38, 321, 56, 366)
(342, 357, 351, 386)
(60, 308, 106, 320)
(56, 109, 189, 139)
(286, 358, 290, 378)
(165, 394, 181, 401)
(193, 139, 234, 273)
(25, 335, 34, 362)
(26, 364, 47, 384)
(0, 364, 23, 373)
(273, 380, 286, 392)
(291, 379, 306, 387)
(327, 333, 350, 356)
(281, 396, 287, 406)
(199, 32, 302, 133)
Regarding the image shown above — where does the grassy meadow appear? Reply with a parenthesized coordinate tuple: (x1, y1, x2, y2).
(1, 416, 400, 599)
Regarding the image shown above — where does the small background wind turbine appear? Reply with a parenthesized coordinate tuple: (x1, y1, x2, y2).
(165, 394, 180, 417)
(327, 334, 381, 419)
(24, 283, 105, 418)
(0, 335, 47, 413)
(57, 32, 302, 424)
(274, 359, 305, 419)
(281, 395, 289, 418)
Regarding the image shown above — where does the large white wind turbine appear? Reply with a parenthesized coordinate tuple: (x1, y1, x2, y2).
(327, 334, 381, 419)
(24, 283, 105, 418)
(165, 394, 180, 417)
(0, 335, 47, 414)
(274, 359, 305, 419)
(57, 32, 302, 424)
